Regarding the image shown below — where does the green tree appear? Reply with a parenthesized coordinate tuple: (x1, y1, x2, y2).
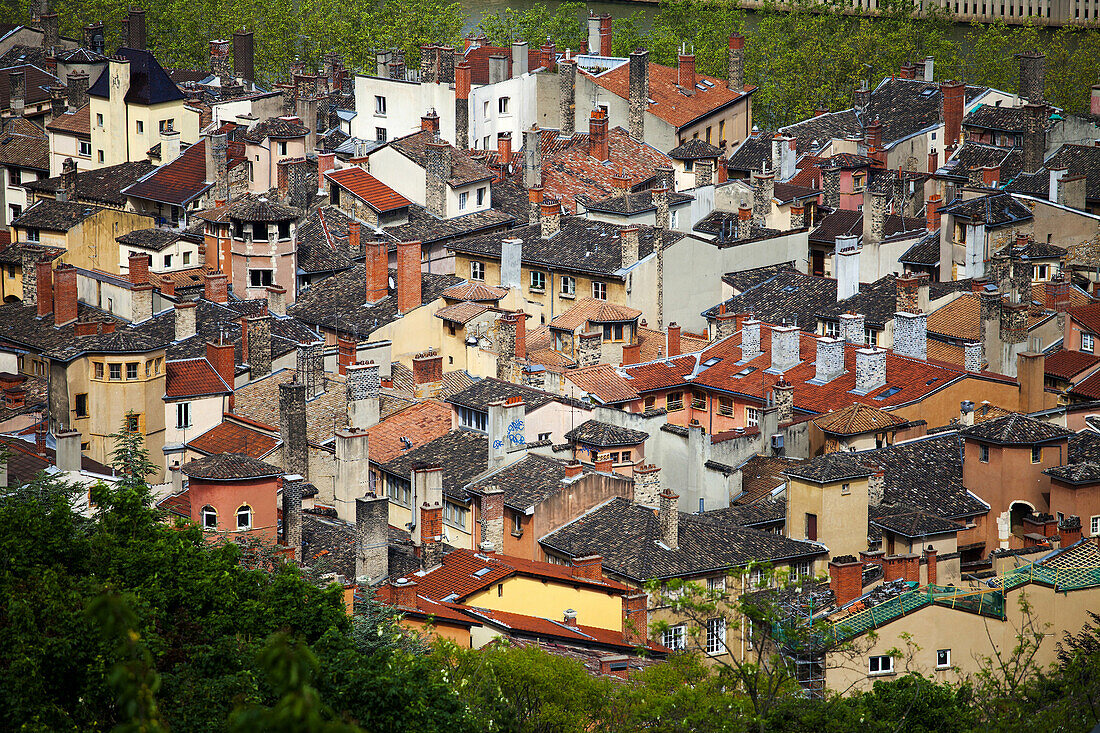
(479, 1, 587, 52)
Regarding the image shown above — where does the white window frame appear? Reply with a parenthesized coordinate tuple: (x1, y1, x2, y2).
(459, 191, 468, 210)
(236, 504, 252, 531)
(868, 655, 894, 675)
(470, 261, 485, 281)
(662, 624, 686, 651)
(443, 500, 467, 530)
(746, 407, 760, 427)
(79, 140, 91, 156)
(374, 95, 387, 115)
(498, 96, 510, 115)
(1083, 333, 1095, 353)
(824, 321, 840, 338)
(176, 401, 191, 429)
(201, 505, 218, 529)
(560, 275, 575, 297)
(936, 649, 951, 669)
(706, 617, 726, 655)
(476, 186, 486, 207)
(276, 140, 288, 157)
(707, 576, 725, 593)
(1091, 515, 1100, 536)
(592, 281, 607, 300)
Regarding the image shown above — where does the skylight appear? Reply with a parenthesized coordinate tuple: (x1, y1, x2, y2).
(735, 367, 756, 378)
(472, 567, 492, 577)
(702, 357, 722, 367)
(874, 386, 903, 400)
(701, 79, 714, 87)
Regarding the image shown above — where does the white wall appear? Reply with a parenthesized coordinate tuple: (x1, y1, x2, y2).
(367, 146, 427, 209)
(469, 73, 537, 151)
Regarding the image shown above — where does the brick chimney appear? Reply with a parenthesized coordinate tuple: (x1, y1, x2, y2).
(677, 49, 695, 95)
(941, 81, 965, 151)
(35, 260, 53, 318)
(600, 14, 613, 57)
(52, 264, 77, 327)
(128, 252, 150, 285)
(828, 556, 864, 606)
(571, 555, 604, 581)
(206, 340, 236, 394)
(204, 271, 228, 303)
(337, 336, 357, 375)
(365, 240, 389, 304)
(622, 342, 641, 365)
(527, 186, 543, 225)
(588, 108, 609, 161)
(667, 322, 681, 357)
(1059, 515, 1082, 547)
(412, 349, 443, 398)
(455, 61, 471, 148)
(928, 147, 938, 173)
(924, 546, 938, 585)
(421, 110, 440, 132)
(396, 240, 422, 314)
(926, 193, 942, 232)
(497, 131, 512, 162)
(622, 593, 649, 645)
(659, 488, 679, 549)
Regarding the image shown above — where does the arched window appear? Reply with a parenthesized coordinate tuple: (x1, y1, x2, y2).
(200, 505, 218, 529)
(236, 504, 253, 531)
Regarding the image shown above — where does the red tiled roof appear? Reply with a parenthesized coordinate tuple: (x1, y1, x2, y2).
(621, 325, 1005, 414)
(454, 604, 666, 652)
(441, 281, 507, 301)
(586, 62, 752, 129)
(1031, 282, 1092, 311)
(549, 297, 641, 331)
(535, 126, 673, 213)
(122, 140, 210, 205)
(462, 45, 544, 85)
(812, 402, 905, 436)
(1070, 369, 1100, 399)
(1069, 303, 1100, 335)
(400, 548, 630, 602)
(565, 363, 638, 404)
(365, 400, 452, 463)
(325, 166, 411, 212)
(45, 104, 90, 137)
(165, 357, 232, 398)
(187, 418, 279, 458)
(374, 585, 480, 626)
(1046, 349, 1100, 380)
(157, 488, 191, 517)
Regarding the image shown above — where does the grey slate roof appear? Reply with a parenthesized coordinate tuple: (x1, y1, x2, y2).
(899, 231, 940, 266)
(182, 452, 282, 480)
(295, 207, 356, 275)
(785, 452, 876, 483)
(25, 160, 156, 207)
(862, 433, 988, 519)
(940, 192, 1033, 227)
(540, 497, 824, 582)
(960, 413, 1074, 445)
(1069, 430, 1100, 463)
(11, 200, 99, 231)
(472, 454, 604, 512)
(446, 377, 571, 414)
(379, 429, 489, 502)
(1044, 461, 1100, 485)
(563, 419, 649, 447)
(703, 267, 835, 330)
(116, 227, 199, 252)
(581, 189, 692, 216)
(870, 507, 964, 538)
(240, 117, 309, 142)
(668, 138, 722, 160)
(1005, 144, 1100, 203)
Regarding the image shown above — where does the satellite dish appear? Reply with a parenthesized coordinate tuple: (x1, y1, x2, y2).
(388, 275, 395, 290)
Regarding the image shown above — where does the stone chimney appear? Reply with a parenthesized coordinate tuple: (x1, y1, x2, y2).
(1023, 103, 1046, 174)
(159, 126, 181, 165)
(828, 557, 864, 606)
(205, 132, 229, 203)
(677, 48, 695, 95)
(854, 348, 887, 393)
(66, 71, 88, 110)
(559, 58, 576, 136)
(233, 29, 255, 81)
(813, 337, 844, 383)
(478, 486, 504, 552)
(455, 61, 471, 149)
(653, 183, 669, 229)
(822, 164, 840, 210)
(741, 318, 762, 361)
(893, 311, 927, 361)
(425, 140, 451, 218)
(41, 11, 59, 51)
(53, 264, 77, 327)
(770, 325, 800, 372)
(751, 167, 774, 225)
(633, 464, 661, 506)
(540, 198, 561, 238)
(773, 377, 794, 422)
(659, 488, 679, 549)
(620, 226, 640, 269)
(628, 49, 649, 141)
(355, 493, 390, 584)
(279, 381, 308, 478)
(727, 34, 744, 91)
(346, 360, 381, 429)
(836, 235, 860, 301)
(281, 476, 303, 560)
(1017, 50, 1045, 105)
(247, 314, 272, 378)
(695, 159, 714, 188)
(488, 396, 526, 470)
(527, 186, 543, 225)
(335, 427, 370, 521)
(578, 331, 602, 367)
(8, 71, 25, 117)
(840, 311, 865, 345)
(588, 108, 609, 161)
(512, 40, 529, 76)
(964, 341, 983, 372)
(397, 240, 422, 315)
(174, 301, 196, 341)
(412, 349, 443, 398)
(863, 187, 888, 248)
(55, 429, 82, 473)
(131, 284, 154, 322)
(210, 39, 232, 80)
(523, 127, 542, 189)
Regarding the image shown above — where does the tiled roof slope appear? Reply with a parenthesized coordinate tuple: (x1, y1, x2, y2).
(960, 413, 1073, 444)
(813, 403, 905, 436)
(0, 63, 56, 110)
(587, 63, 752, 129)
(447, 376, 564, 413)
(46, 104, 91, 136)
(182, 452, 282, 480)
(389, 130, 493, 186)
(1043, 349, 1100, 380)
(564, 419, 648, 447)
(365, 399, 453, 464)
(122, 140, 210, 205)
(0, 117, 48, 170)
(540, 497, 823, 582)
(472, 453, 615, 512)
(326, 166, 411, 211)
(164, 357, 232, 398)
(548, 298, 640, 331)
(26, 160, 156, 207)
(380, 429, 488, 501)
(87, 48, 186, 105)
(186, 419, 279, 458)
(562, 363, 639, 404)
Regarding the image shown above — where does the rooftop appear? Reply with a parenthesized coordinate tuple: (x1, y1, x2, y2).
(181, 452, 282, 481)
(563, 419, 649, 447)
(960, 412, 1074, 445)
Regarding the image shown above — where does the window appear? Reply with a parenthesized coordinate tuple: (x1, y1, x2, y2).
(249, 269, 274, 287)
(1083, 333, 1095, 353)
(9, 168, 21, 186)
(853, 173, 867, 192)
(684, 159, 694, 171)
(620, 450, 631, 463)
(1033, 264, 1049, 281)
(94, 362, 104, 379)
(470, 261, 485, 281)
(136, 120, 144, 134)
(980, 444, 989, 462)
(824, 321, 840, 338)
(96, 113, 104, 127)
(560, 276, 575, 297)
(387, 479, 411, 506)
(670, 210, 678, 228)
(601, 323, 625, 342)
(457, 405, 488, 432)
(707, 576, 725, 593)
(459, 191, 468, 210)
(1031, 446, 1042, 464)
(791, 559, 813, 581)
(1091, 515, 1100, 536)
(666, 391, 684, 411)
(375, 127, 387, 142)
(805, 513, 818, 542)
(592, 281, 607, 300)
(718, 119, 725, 144)
(538, 432, 551, 442)
(498, 96, 510, 114)
(530, 270, 545, 291)
(125, 413, 140, 433)
(145, 360, 152, 377)
(126, 362, 139, 380)
(236, 504, 252, 530)
(176, 402, 191, 429)
(868, 655, 894, 675)
(278, 221, 291, 240)
(25, 227, 39, 243)
(201, 505, 218, 529)
(706, 617, 726, 655)
(277, 140, 288, 157)
(644, 396, 656, 411)
(705, 126, 712, 144)
(375, 96, 386, 115)
(746, 407, 760, 427)
(483, 101, 490, 119)
(74, 393, 88, 418)
(159, 119, 174, 134)
(691, 390, 707, 409)
(109, 363, 122, 381)
(662, 625, 686, 651)
(936, 649, 951, 668)
(183, 251, 191, 265)
(482, 135, 490, 150)
(4, 265, 12, 278)
(512, 513, 523, 534)
(163, 254, 172, 268)
(749, 566, 767, 588)
(865, 328, 878, 346)
(97, 150, 104, 163)
(443, 501, 467, 529)
(476, 187, 486, 206)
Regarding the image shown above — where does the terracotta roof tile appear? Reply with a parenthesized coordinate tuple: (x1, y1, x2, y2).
(1069, 303, 1100, 336)
(549, 297, 641, 331)
(453, 603, 665, 652)
(1070, 369, 1100, 400)
(928, 293, 981, 341)
(46, 104, 91, 136)
(586, 62, 752, 129)
(326, 166, 411, 212)
(0, 117, 48, 170)
(1044, 349, 1100, 380)
(364, 399, 453, 464)
(441, 281, 507, 302)
(122, 140, 210, 205)
(164, 357, 232, 398)
(812, 403, 905, 436)
(187, 417, 279, 458)
(564, 363, 638, 404)
(435, 300, 492, 324)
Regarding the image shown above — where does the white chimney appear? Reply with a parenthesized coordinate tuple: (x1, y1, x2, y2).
(836, 235, 860, 301)
(854, 348, 887, 394)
